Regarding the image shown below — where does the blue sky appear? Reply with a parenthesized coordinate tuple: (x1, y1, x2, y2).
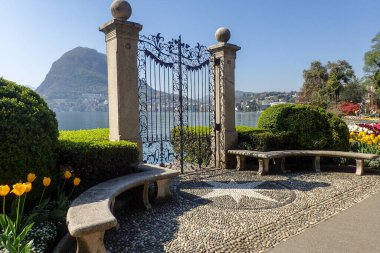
(0, 0, 379, 92)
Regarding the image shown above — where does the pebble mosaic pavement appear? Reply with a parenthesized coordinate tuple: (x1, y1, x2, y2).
(104, 169, 380, 253)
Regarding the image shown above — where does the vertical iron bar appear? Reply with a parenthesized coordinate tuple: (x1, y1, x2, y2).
(190, 70, 193, 128)
(150, 58, 154, 143)
(154, 62, 158, 141)
(178, 35, 184, 174)
(164, 67, 167, 141)
(159, 65, 164, 166)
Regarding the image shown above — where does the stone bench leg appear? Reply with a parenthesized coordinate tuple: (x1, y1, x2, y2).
(281, 157, 286, 173)
(274, 158, 287, 173)
(356, 159, 365, 176)
(143, 182, 152, 210)
(313, 156, 321, 172)
(76, 231, 106, 253)
(258, 158, 269, 176)
(236, 155, 246, 171)
(156, 179, 172, 199)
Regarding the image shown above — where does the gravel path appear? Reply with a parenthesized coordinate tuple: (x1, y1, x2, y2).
(104, 168, 380, 253)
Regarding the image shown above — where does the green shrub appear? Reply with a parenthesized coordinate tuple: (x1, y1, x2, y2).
(171, 126, 211, 166)
(58, 129, 139, 190)
(257, 103, 349, 150)
(236, 127, 296, 151)
(171, 125, 296, 162)
(0, 78, 59, 186)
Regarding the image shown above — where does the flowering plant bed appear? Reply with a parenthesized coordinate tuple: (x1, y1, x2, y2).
(0, 170, 81, 253)
(348, 122, 380, 168)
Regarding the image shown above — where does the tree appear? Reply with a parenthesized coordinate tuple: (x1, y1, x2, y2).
(339, 81, 366, 103)
(298, 60, 357, 108)
(364, 32, 380, 74)
(364, 32, 380, 106)
(298, 61, 329, 106)
(327, 60, 356, 104)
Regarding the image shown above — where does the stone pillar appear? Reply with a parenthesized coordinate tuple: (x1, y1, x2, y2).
(208, 28, 240, 169)
(99, 1, 143, 159)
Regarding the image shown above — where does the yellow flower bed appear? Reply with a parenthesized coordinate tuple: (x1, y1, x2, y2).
(350, 131, 380, 147)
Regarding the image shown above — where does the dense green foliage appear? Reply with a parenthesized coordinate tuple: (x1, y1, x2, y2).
(58, 129, 139, 189)
(364, 32, 380, 103)
(339, 81, 366, 103)
(364, 32, 380, 74)
(257, 104, 349, 150)
(236, 126, 296, 151)
(0, 78, 59, 185)
(171, 126, 212, 166)
(298, 60, 357, 108)
(171, 126, 295, 161)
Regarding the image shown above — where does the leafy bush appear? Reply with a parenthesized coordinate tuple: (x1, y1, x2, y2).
(340, 102, 359, 115)
(235, 126, 268, 144)
(58, 129, 139, 190)
(171, 126, 296, 162)
(257, 103, 349, 150)
(0, 78, 59, 197)
(236, 126, 296, 151)
(171, 126, 211, 166)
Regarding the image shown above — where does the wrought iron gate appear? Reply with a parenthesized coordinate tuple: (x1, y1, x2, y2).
(138, 33, 215, 173)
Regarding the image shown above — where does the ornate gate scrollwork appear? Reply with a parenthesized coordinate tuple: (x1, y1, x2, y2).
(138, 33, 215, 172)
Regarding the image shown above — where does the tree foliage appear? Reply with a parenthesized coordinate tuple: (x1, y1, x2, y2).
(364, 32, 380, 74)
(339, 81, 366, 103)
(299, 60, 356, 108)
(364, 32, 380, 103)
(298, 61, 329, 107)
(327, 60, 356, 103)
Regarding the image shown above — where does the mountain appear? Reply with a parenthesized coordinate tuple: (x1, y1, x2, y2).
(36, 46, 290, 112)
(235, 90, 254, 102)
(36, 47, 108, 111)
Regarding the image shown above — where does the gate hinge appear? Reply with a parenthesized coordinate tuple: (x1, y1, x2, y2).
(215, 123, 221, 131)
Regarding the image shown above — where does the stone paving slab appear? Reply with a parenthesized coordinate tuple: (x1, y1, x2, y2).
(269, 191, 380, 253)
(104, 169, 380, 253)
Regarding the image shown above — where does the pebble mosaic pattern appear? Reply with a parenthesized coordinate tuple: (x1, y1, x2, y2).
(104, 169, 380, 253)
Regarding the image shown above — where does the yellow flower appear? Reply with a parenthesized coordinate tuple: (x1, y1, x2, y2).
(27, 173, 36, 183)
(24, 182, 32, 193)
(73, 177, 81, 187)
(11, 183, 26, 196)
(64, 170, 72, 180)
(43, 177, 51, 187)
(0, 185, 10, 197)
(349, 138, 354, 143)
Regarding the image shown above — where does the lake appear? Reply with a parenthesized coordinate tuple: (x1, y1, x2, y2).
(56, 111, 261, 130)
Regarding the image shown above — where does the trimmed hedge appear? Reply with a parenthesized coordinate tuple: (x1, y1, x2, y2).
(58, 129, 139, 189)
(236, 126, 296, 151)
(171, 126, 296, 162)
(257, 104, 349, 151)
(171, 126, 211, 166)
(0, 78, 59, 187)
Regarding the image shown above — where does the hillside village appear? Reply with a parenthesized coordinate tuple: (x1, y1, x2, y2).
(235, 91, 297, 112)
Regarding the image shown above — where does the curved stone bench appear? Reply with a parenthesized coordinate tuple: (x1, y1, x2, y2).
(228, 150, 380, 176)
(66, 164, 179, 253)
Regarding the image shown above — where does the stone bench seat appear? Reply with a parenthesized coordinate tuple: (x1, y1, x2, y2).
(66, 164, 179, 253)
(228, 150, 379, 176)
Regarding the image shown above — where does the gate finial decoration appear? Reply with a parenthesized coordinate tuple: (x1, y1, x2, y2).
(111, 0, 132, 21)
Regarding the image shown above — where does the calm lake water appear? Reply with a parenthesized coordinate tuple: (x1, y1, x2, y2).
(56, 111, 261, 130)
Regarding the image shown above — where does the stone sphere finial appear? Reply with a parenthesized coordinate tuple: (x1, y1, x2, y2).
(215, 27, 231, 43)
(111, 0, 132, 21)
